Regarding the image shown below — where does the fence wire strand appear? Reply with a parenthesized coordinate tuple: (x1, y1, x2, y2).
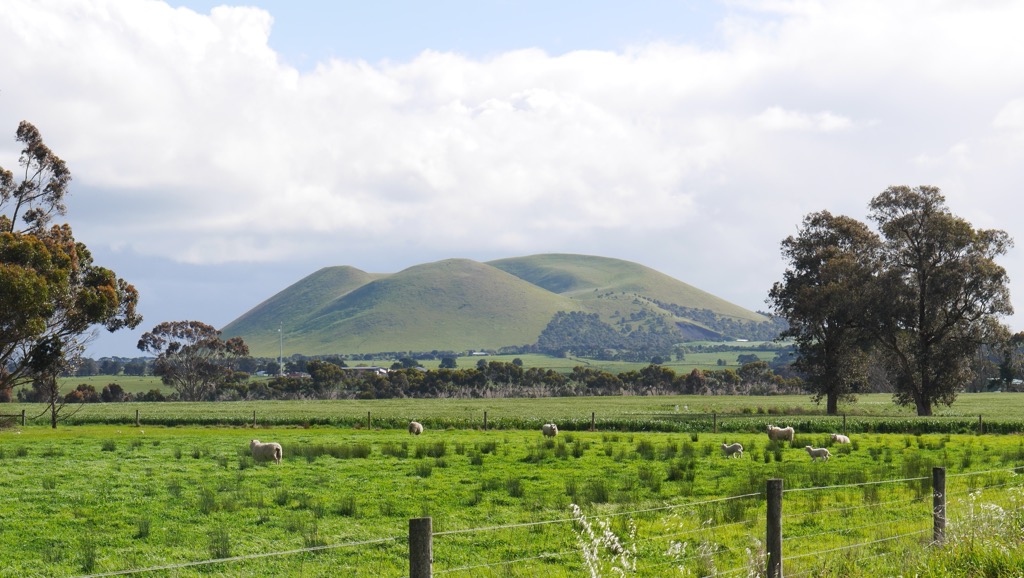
(947, 465, 1024, 478)
(783, 475, 929, 493)
(784, 527, 930, 563)
(780, 493, 922, 521)
(434, 549, 577, 575)
(75, 535, 403, 578)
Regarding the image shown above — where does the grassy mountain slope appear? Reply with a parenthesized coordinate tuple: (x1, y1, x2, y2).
(225, 259, 581, 356)
(221, 266, 383, 353)
(223, 254, 770, 357)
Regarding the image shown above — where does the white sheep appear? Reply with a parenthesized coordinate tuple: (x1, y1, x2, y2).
(408, 421, 424, 435)
(805, 445, 831, 462)
(830, 433, 850, 444)
(542, 423, 558, 437)
(250, 439, 283, 465)
(766, 424, 795, 443)
(721, 442, 744, 458)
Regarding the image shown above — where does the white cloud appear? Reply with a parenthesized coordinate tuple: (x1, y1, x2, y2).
(753, 106, 854, 132)
(3, 0, 1024, 350)
(994, 98, 1024, 130)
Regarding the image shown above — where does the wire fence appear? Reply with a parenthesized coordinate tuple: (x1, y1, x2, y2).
(71, 465, 1024, 577)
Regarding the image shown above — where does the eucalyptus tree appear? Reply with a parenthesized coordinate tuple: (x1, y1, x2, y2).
(867, 186, 1013, 415)
(0, 121, 141, 394)
(768, 211, 882, 414)
(137, 320, 250, 401)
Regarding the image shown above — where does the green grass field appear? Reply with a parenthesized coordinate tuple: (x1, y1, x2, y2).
(1, 422, 1022, 577)
(13, 392, 1024, 431)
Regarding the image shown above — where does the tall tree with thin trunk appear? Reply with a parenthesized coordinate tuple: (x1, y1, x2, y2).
(867, 185, 1013, 416)
(137, 321, 250, 401)
(768, 211, 882, 414)
(1, 121, 141, 395)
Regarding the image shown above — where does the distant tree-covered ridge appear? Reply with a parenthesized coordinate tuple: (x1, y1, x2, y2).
(534, 307, 787, 362)
(649, 299, 789, 341)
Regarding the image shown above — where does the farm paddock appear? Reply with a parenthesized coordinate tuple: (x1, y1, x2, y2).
(0, 425, 1022, 576)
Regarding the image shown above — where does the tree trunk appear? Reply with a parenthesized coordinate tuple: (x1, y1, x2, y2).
(826, 393, 838, 415)
(50, 403, 58, 429)
(915, 398, 932, 416)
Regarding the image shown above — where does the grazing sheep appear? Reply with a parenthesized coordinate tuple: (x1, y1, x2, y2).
(830, 433, 851, 444)
(767, 424, 795, 443)
(721, 442, 744, 458)
(542, 423, 559, 437)
(805, 445, 831, 462)
(250, 439, 283, 465)
(408, 421, 424, 435)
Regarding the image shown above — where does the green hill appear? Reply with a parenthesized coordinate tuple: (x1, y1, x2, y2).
(222, 259, 581, 356)
(221, 254, 774, 357)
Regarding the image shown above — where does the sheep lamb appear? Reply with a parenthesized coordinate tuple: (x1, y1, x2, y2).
(250, 439, 283, 465)
(542, 423, 559, 437)
(805, 445, 831, 462)
(766, 424, 795, 443)
(721, 442, 744, 458)
(830, 433, 850, 444)
(408, 421, 424, 435)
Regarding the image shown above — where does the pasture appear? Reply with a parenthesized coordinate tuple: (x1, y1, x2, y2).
(9, 392, 1024, 430)
(1, 420, 1023, 576)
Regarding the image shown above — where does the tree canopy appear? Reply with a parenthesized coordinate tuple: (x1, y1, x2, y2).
(137, 320, 250, 401)
(768, 211, 882, 414)
(867, 186, 1013, 415)
(771, 186, 1013, 416)
(0, 121, 141, 394)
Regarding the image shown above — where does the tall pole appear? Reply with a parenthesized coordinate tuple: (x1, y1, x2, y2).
(278, 323, 284, 376)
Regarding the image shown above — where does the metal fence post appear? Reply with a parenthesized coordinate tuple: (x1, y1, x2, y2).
(933, 467, 946, 545)
(767, 478, 783, 578)
(410, 516, 433, 578)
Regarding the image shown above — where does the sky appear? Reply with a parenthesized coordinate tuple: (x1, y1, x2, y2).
(3, 0, 1024, 358)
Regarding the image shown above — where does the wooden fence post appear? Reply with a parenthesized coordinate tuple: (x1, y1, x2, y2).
(135, 409, 140, 427)
(842, 414, 847, 436)
(978, 415, 983, 435)
(483, 411, 488, 431)
(253, 410, 257, 428)
(22, 409, 26, 427)
(367, 411, 371, 430)
(933, 467, 946, 545)
(712, 412, 717, 434)
(591, 411, 596, 432)
(767, 478, 783, 578)
(409, 516, 433, 578)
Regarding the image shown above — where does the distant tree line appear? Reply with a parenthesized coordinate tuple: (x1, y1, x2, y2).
(32, 359, 806, 402)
